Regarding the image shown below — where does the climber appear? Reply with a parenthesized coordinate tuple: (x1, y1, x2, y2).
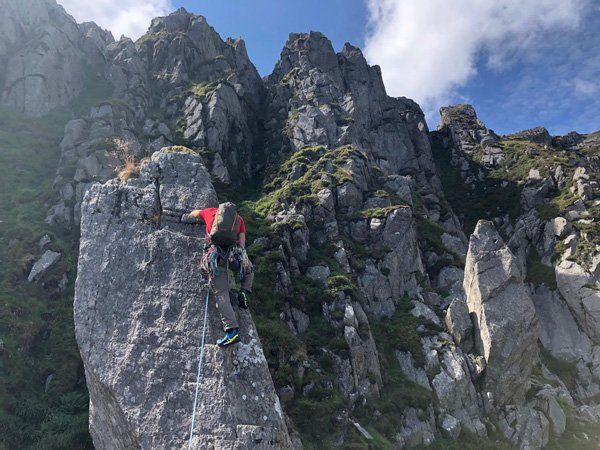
(186, 202, 254, 347)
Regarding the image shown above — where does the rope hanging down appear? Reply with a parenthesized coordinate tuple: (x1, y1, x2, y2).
(187, 287, 211, 450)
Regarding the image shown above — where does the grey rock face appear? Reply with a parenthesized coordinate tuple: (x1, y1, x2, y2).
(441, 414, 461, 439)
(137, 8, 264, 182)
(533, 285, 592, 363)
(305, 265, 331, 284)
(555, 259, 600, 344)
(444, 297, 473, 352)
(142, 148, 218, 214)
(438, 104, 491, 154)
(394, 407, 436, 448)
(499, 405, 550, 450)
(464, 220, 538, 406)
(431, 345, 485, 436)
(74, 151, 291, 449)
(506, 127, 552, 147)
(28, 250, 61, 283)
(396, 351, 430, 391)
(532, 389, 566, 436)
(0, 0, 113, 116)
(265, 33, 441, 194)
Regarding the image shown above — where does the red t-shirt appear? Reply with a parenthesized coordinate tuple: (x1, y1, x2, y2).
(198, 208, 246, 237)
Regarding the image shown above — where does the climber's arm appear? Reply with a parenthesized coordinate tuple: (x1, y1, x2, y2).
(182, 209, 205, 223)
(238, 232, 246, 248)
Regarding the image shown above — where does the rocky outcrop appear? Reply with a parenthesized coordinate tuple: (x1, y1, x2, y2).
(533, 285, 592, 363)
(506, 127, 552, 147)
(27, 249, 60, 283)
(265, 32, 444, 198)
(47, 103, 142, 226)
(463, 220, 538, 407)
(555, 259, 600, 344)
(431, 344, 486, 436)
(0, 0, 113, 116)
(137, 8, 265, 181)
(74, 148, 292, 449)
(45, 7, 271, 228)
(438, 104, 498, 155)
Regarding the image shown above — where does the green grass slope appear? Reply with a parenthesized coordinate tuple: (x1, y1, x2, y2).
(0, 69, 112, 449)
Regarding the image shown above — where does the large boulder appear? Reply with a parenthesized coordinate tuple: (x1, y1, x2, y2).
(430, 343, 486, 436)
(506, 127, 552, 147)
(27, 250, 61, 283)
(555, 259, 600, 344)
(74, 150, 292, 449)
(463, 220, 538, 407)
(532, 285, 592, 364)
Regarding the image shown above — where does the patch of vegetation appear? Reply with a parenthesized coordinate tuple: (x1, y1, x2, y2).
(419, 429, 511, 449)
(536, 188, 577, 221)
(539, 347, 578, 392)
(286, 386, 346, 448)
(0, 66, 113, 449)
(371, 297, 425, 366)
(302, 315, 349, 354)
(189, 80, 221, 99)
(416, 218, 446, 253)
(489, 140, 565, 182)
(546, 401, 600, 450)
(430, 138, 521, 234)
(525, 249, 557, 289)
(163, 144, 197, 155)
(111, 138, 149, 182)
(572, 216, 600, 270)
(135, 30, 171, 46)
(260, 144, 367, 215)
(327, 274, 356, 296)
(352, 205, 410, 219)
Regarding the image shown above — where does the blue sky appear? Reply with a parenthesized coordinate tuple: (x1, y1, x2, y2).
(62, 0, 599, 136)
(175, 0, 369, 78)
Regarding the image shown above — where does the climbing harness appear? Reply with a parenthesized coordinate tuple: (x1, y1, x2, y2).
(187, 287, 211, 450)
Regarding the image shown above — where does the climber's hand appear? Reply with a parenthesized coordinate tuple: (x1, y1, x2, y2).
(161, 208, 179, 217)
(181, 213, 201, 223)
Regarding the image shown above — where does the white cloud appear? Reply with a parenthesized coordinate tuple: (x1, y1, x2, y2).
(58, 0, 173, 40)
(574, 78, 600, 97)
(364, 0, 589, 123)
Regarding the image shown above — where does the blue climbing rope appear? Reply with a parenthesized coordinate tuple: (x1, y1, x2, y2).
(187, 287, 211, 450)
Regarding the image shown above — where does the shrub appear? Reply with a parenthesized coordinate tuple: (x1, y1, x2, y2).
(112, 138, 147, 182)
(525, 249, 557, 289)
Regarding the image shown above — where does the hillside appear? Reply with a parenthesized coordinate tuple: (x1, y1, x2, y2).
(0, 2, 598, 449)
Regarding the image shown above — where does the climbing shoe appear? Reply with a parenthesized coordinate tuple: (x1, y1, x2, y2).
(217, 328, 240, 347)
(238, 289, 250, 309)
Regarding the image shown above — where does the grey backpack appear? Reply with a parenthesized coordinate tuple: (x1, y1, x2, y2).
(209, 203, 239, 246)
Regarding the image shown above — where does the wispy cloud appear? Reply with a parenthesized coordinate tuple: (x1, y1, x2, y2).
(574, 78, 600, 97)
(363, 0, 590, 124)
(58, 0, 173, 40)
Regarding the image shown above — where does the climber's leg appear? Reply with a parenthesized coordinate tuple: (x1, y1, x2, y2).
(238, 265, 254, 309)
(240, 268, 254, 293)
(211, 268, 239, 332)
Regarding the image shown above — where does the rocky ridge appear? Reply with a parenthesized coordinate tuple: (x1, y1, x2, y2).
(3, 1, 599, 449)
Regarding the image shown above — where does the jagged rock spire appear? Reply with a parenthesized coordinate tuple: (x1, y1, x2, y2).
(74, 148, 293, 449)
